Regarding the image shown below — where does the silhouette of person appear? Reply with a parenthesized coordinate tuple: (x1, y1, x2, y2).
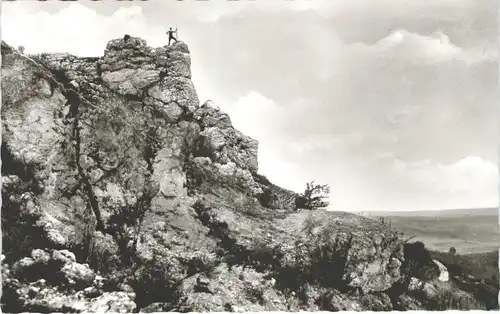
(166, 27, 178, 46)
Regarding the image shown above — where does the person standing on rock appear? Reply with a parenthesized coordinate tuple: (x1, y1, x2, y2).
(166, 27, 178, 46)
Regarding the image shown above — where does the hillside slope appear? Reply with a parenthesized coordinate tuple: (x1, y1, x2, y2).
(1, 36, 494, 312)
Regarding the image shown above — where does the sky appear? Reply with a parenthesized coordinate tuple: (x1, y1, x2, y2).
(2, 0, 499, 211)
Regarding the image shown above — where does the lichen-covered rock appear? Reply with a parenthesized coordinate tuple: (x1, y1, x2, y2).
(192, 198, 404, 296)
(31, 249, 51, 264)
(85, 291, 136, 312)
(52, 249, 76, 265)
(317, 289, 393, 311)
(11, 284, 135, 313)
(398, 294, 424, 310)
(408, 277, 440, 299)
(191, 158, 263, 195)
(194, 102, 259, 172)
(274, 210, 404, 293)
(254, 174, 299, 210)
(174, 263, 291, 312)
(3, 36, 210, 274)
(2, 247, 125, 313)
(102, 68, 161, 96)
(12, 249, 95, 287)
(60, 261, 96, 287)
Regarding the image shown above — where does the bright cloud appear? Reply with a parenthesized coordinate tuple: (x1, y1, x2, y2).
(229, 91, 279, 140)
(391, 155, 499, 209)
(227, 92, 305, 192)
(2, 3, 169, 56)
(351, 29, 497, 65)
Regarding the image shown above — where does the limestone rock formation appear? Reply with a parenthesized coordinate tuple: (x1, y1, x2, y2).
(1, 37, 488, 312)
(2, 248, 135, 312)
(433, 259, 449, 282)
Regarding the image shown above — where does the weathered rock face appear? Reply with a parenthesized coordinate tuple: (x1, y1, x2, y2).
(192, 196, 404, 296)
(253, 173, 299, 210)
(194, 102, 258, 171)
(3, 37, 227, 310)
(2, 248, 136, 313)
(277, 211, 404, 293)
(174, 263, 291, 312)
(1, 36, 440, 312)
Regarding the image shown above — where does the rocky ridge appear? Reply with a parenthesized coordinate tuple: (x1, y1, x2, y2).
(1, 36, 485, 312)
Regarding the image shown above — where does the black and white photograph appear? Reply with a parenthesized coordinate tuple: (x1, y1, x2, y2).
(1, 0, 499, 312)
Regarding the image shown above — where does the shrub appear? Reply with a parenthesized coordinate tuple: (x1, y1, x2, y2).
(448, 247, 457, 255)
(402, 241, 440, 282)
(296, 181, 330, 210)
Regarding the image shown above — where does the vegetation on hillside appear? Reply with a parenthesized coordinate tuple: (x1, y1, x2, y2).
(383, 239, 498, 311)
(373, 214, 498, 310)
(430, 249, 499, 310)
(296, 181, 330, 210)
(431, 250, 498, 285)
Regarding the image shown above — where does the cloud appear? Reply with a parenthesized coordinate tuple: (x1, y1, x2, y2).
(1, 3, 156, 56)
(386, 155, 499, 209)
(226, 92, 306, 192)
(350, 29, 497, 65)
(1, 2, 212, 57)
(228, 92, 280, 139)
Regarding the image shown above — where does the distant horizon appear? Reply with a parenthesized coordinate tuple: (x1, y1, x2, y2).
(338, 206, 498, 215)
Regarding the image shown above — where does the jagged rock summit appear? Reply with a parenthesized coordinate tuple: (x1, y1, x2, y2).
(1, 36, 469, 312)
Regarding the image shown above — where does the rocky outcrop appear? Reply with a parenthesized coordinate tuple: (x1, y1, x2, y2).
(2, 36, 485, 312)
(192, 197, 404, 295)
(2, 38, 218, 311)
(433, 259, 449, 282)
(174, 264, 291, 312)
(194, 102, 259, 173)
(2, 249, 135, 312)
(253, 173, 299, 210)
(274, 211, 404, 293)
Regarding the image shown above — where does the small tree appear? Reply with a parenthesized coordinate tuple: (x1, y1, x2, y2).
(449, 247, 457, 256)
(18, 46, 25, 54)
(296, 181, 330, 210)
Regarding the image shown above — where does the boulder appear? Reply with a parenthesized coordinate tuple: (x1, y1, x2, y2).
(174, 263, 290, 312)
(433, 259, 449, 282)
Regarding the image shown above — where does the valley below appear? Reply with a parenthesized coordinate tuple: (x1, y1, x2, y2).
(368, 208, 499, 254)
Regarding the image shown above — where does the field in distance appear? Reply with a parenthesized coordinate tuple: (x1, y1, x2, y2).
(365, 207, 498, 254)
